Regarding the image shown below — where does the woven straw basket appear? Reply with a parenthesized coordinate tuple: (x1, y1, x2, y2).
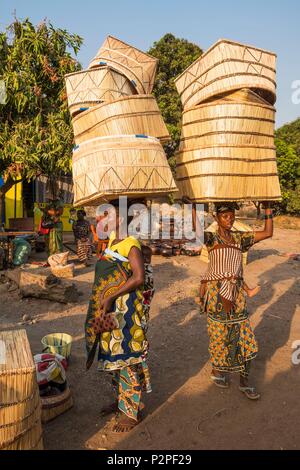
(175, 39, 276, 109)
(0, 330, 43, 450)
(65, 66, 136, 117)
(89, 35, 158, 94)
(41, 386, 73, 424)
(72, 95, 170, 144)
(72, 135, 178, 206)
(179, 94, 276, 151)
(175, 89, 281, 202)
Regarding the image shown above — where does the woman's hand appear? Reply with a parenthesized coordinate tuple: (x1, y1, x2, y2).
(100, 296, 114, 314)
(260, 201, 272, 211)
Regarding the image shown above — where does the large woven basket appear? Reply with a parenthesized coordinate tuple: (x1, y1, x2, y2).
(89, 35, 158, 94)
(0, 330, 43, 450)
(65, 66, 136, 117)
(72, 95, 170, 144)
(72, 135, 178, 206)
(179, 93, 276, 151)
(175, 39, 276, 109)
(175, 90, 281, 202)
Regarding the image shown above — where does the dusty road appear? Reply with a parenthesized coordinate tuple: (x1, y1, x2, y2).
(1, 227, 299, 450)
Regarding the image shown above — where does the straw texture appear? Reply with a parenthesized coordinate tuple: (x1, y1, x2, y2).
(175, 39, 277, 109)
(175, 89, 281, 201)
(72, 95, 170, 144)
(65, 66, 136, 117)
(89, 35, 158, 94)
(174, 38, 280, 203)
(72, 135, 178, 206)
(65, 35, 177, 204)
(0, 330, 43, 450)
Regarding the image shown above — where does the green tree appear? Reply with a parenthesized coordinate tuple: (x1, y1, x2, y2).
(148, 34, 202, 170)
(0, 18, 83, 219)
(275, 117, 300, 156)
(274, 137, 300, 213)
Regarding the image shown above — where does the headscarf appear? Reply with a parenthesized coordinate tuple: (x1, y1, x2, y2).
(214, 202, 240, 214)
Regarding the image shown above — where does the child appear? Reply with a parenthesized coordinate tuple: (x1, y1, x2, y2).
(72, 210, 93, 266)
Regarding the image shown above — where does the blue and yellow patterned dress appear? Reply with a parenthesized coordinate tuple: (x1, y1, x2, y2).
(85, 233, 151, 420)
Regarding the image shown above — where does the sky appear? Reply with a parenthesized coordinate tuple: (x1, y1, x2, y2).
(1, 0, 300, 128)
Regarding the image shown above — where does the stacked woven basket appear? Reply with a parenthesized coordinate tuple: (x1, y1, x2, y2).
(0, 330, 43, 450)
(174, 39, 281, 202)
(65, 35, 178, 206)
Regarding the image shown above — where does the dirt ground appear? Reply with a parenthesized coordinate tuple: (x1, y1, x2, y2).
(1, 226, 300, 450)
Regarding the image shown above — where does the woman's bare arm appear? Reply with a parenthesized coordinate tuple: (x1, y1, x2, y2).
(100, 246, 145, 313)
(253, 204, 274, 244)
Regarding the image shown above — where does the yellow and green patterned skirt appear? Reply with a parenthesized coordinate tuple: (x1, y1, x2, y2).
(202, 280, 258, 376)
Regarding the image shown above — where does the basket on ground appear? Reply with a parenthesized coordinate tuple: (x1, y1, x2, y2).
(0, 330, 43, 450)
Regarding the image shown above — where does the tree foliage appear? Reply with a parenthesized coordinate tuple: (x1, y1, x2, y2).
(275, 118, 300, 157)
(0, 18, 83, 204)
(148, 34, 202, 169)
(275, 121, 300, 214)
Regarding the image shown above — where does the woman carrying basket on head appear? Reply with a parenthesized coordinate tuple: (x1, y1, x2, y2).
(195, 201, 274, 400)
(85, 201, 154, 433)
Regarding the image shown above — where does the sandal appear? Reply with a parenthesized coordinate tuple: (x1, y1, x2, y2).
(210, 374, 229, 389)
(239, 386, 261, 400)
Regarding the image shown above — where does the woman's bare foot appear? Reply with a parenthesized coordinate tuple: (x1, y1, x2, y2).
(112, 413, 140, 433)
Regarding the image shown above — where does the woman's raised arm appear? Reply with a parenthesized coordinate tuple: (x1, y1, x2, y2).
(254, 203, 274, 243)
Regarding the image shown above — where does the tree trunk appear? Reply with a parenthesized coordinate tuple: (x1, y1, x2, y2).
(4, 267, 80, 303)
(254, 202, 261, 219)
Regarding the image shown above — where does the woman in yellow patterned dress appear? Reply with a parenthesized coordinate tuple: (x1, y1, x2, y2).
(200, 202, 274, 400)
(85, 204, 152, 432)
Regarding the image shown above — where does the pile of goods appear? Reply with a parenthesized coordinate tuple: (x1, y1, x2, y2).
(65, 35, 178, 206)
(174, 39, 281, 203)
(34, 348, 73, 424)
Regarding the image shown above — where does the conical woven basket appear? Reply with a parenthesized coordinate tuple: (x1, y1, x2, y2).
(175, 90, 281, 202)
(65, 66, 136, 117)
(89, 35, 158, 94)
(72, 135, 178, 206)
(0, 330, 43, 450)
(175, 39, 276, 109)
(72, 95, 170, 144)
